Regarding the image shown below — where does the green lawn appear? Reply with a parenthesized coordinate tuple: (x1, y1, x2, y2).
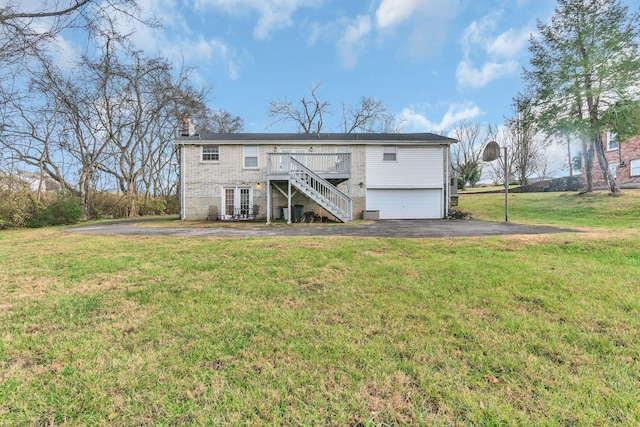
(1, 191, 639, 425)
(459, 189, 640, 229)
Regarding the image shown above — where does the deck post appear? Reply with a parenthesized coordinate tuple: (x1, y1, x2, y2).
(287, 177, 292, 224)
(266, 178, 271, 224)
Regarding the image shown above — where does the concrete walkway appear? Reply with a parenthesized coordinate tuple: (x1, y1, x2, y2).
(67, 218, 576, 239)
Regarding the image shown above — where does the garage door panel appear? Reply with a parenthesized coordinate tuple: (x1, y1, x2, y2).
(366, 189, 442, 219)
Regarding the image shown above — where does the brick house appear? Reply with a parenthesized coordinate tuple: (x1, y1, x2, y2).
(591, 132, 640, 187)
(174, 132, 457, 223)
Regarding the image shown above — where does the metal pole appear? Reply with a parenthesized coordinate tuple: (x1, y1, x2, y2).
(504, 146, 509, 222)
(266, 178, 271, 224)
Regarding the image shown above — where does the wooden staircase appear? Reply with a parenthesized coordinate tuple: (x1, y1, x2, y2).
(289, 158, 352, 222)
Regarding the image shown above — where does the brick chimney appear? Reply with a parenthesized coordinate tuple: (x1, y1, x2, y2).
(179, 117, 195, 136)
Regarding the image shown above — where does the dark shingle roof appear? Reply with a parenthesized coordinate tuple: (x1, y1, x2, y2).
(175, 132, 456, 144)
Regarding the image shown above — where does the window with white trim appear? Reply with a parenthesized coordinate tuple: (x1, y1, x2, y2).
(202, 146, 219, 161)
(607, 131, 619, 151)
(630, 159, 640, 177)
(609, 164, 617, 179)
(244, 146, 258, 168)
(383, 146, 397, 161)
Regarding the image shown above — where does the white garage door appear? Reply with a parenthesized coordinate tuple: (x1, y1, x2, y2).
(366, 189, 442, 219)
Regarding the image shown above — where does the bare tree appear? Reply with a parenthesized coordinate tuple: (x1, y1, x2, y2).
(532, 149, 556, 181)
(2, 95, 75, 192)
(190, 108, 244, 134)
(0, 1, 150, 116)
(340, 96, 404, 133)
(0, 0, 148, 64)
(508, 94, 551, 185)
(0, 0, 153, 187)
(91, 45, 208, 216)
(485, 125, 517, 186)
(3, 29, 207, 219)
(450, 121, 493, 190)
(268, 82, 329, 134)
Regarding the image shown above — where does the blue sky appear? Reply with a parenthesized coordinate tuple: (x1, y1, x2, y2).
(14, 0, 636, 137)
(130, 0, 561, 133)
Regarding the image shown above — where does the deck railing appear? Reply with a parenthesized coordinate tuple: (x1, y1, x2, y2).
(267, 153, 350, 176)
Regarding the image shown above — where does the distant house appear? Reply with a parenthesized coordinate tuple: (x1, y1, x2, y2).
(174, 131, 457, 222)
(592, 132, 640, 187)
(12, 170, 61, 192)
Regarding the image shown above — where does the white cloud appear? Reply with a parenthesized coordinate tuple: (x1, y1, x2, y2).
(487, 28, 532, 58)
(311, 0, 460, 67)
(400, 102, 483, 132)
(101, 0, 247, 81)
(178, 37, 244, 80)
(375, 0, 460, 57)
(459, 15, 497, 57)
(375, 0, 422, 29)
(336, 15, 371, 69)
(456, 60, 519, 89)
(457, 14, 533, 89)
(194, 0, 322, 40)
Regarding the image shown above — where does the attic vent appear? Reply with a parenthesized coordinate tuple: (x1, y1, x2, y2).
(179, 117, 195, 136)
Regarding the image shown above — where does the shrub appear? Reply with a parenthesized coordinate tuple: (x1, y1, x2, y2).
(1, 178, 177, 227)
(164, 195, 179, 215)
(88, 191, 128, 219)
(87, 192, 177, 218)
(137, 195, 167, 216)
(0, 177, 40, 228)
(34, 191, 82, 226)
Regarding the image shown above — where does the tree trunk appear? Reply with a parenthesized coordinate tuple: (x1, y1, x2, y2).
(79, 170, 90, 221)
(593, 133, 619, 193)
(126, 184, 138, 217)
(582, 139, 593, 192)
(567, 136, 573, 177)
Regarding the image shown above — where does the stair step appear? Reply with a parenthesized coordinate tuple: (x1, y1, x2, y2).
(290, 163, 351, 222)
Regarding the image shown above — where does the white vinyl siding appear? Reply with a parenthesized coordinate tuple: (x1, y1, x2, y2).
(366, 146, 444, 188)
(365, 146, 445, 219)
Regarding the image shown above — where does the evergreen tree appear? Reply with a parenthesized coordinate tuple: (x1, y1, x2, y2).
(524, 0, 640, 192)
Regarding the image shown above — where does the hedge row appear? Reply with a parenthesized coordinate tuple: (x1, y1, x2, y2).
(1, 179, 177, 228)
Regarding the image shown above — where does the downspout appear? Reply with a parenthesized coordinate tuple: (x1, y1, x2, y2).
(347, 152, 352, 221)
(180, 143, 186, 220)
(444, 144, 450, 218)
(287, 176, 292, 224)
(267, 177, 271, 224)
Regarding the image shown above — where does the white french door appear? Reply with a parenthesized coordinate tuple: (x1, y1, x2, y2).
(222, 187, 253, 218)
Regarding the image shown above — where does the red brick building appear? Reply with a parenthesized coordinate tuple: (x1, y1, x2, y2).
(591, 133, 640, 187)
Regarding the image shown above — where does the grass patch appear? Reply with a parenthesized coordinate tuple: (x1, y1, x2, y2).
(1, 192, 640, 425)
(458, 184, 521, 193)
(459, 189, 640, 229)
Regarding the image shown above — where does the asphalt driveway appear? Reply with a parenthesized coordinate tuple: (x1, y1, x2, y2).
(67, 218, 576, 238)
